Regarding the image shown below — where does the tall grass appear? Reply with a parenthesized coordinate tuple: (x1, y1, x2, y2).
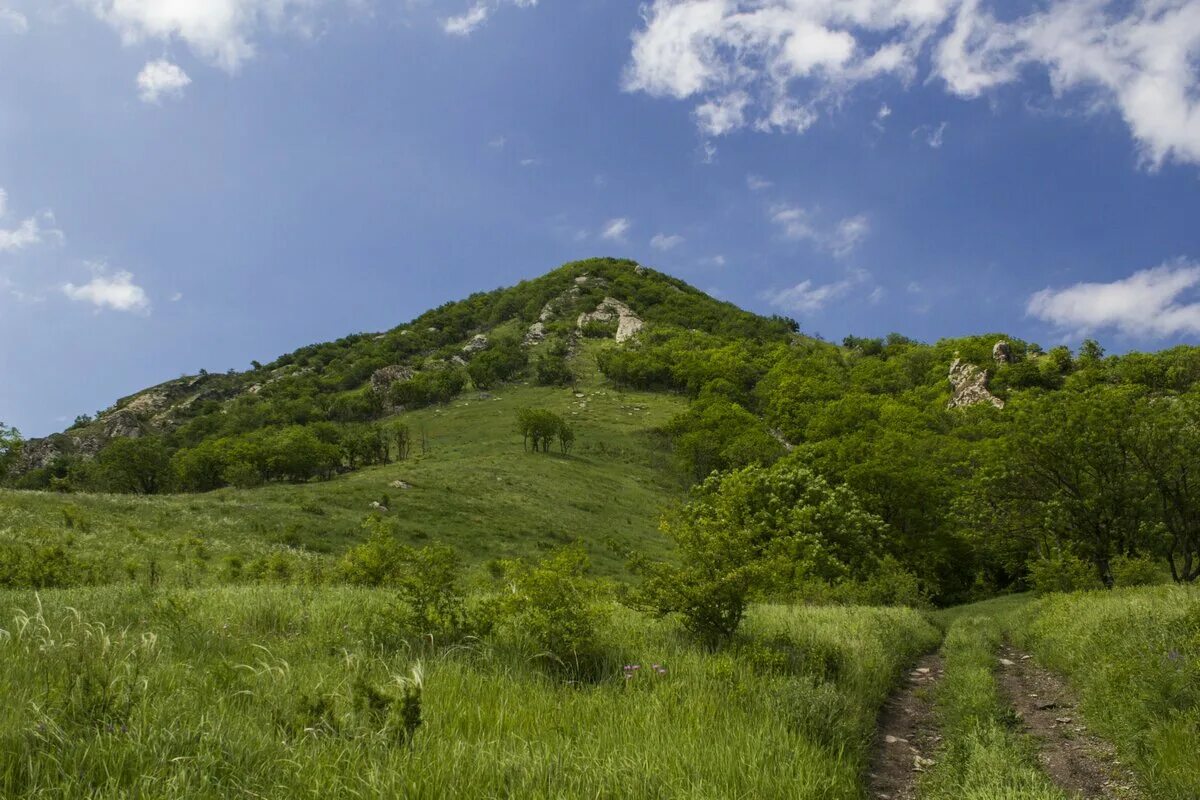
(0, 586, 937, 798)
(1015, 584, 1200, 800)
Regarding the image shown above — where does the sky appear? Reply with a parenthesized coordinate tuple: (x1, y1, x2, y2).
(1, 0, 1200, 436)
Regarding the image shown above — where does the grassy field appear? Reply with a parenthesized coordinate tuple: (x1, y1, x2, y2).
(0, 346, 688, 585)
(1015, 585, 1200, 800)
(0, 585, 937, 799)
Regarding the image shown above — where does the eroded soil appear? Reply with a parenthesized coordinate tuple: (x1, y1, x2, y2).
(867, 653, 944, 800)
(996, 643, 1141, 799)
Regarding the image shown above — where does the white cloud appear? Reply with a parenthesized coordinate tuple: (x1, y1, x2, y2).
(86, 0, 348, 72)
(746, 174, 772, 191)
(0, 7, 28, 33)
(62, 266, 150, 314)
(0, 190, 63, 253)
(701, 254, 726, 267)
(829, 215, 870, 257)
(1027, 261, 1200, 338)
(487, 136, 507, 149)
(600, 217, 631, 242)
(769, 204, 869, 257)
(877, 103, 892, 121)
(137, 59, 192, 103)
(169, 291, 183, 302)
(925, 121, 947, 148)
(650, 233, 684, 251)
(442, 0, 538, 37)
(764, 268, 873, 314)
(624, 0, 1200, 168)
(443, 3, 489, 35)
(519, 157, 541, 167)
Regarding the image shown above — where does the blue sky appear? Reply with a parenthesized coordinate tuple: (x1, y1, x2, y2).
(2, 0, 1200, 435)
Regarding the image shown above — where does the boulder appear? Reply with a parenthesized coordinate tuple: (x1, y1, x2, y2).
(524, 321, 546, 345)
(370, 365, 414, 395)
(993, 340, 1012, 364)
(462, 334, 490, 356)
(577, 297, 644, 343)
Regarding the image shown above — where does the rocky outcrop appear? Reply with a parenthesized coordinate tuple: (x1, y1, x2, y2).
(102, 409, 145, 439)
(462, 334, 490, 357)
(524, 321, 546, 346)
(577, 297, 644, 343)
(370, 365, 414, 395)
(948, 358, 1005, 410)
(993, 341, 1012, 364)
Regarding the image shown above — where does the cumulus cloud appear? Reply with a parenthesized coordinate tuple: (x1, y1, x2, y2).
(0, 7, 28, 33)
(624, 0, 1200, 168)
(1027, 261, 1200, 338)
(764, 268, 873, 314)
(62, 266, 150, 314)
(769, 204, 869, 256)
(86, 0, 346, 72)
(650, 233, 684, 251)
(0, 189, 63, 253)
(600, 217, 631, 242)
(137, 59, 192, 103)
(442, 0, 538, 37)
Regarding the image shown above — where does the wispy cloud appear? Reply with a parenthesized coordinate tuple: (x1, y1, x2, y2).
(0, 189, 63, 253)
(650, 233, 684, 251)
(763, 268, 873, 314)
(0, 7, 28, 34)
(746, 174, 773, 191)
(601, 217, 632, 242)
(443, 0, 539, 37)
(1027, 260, 1200, 338)
(769, 204, 870, 257)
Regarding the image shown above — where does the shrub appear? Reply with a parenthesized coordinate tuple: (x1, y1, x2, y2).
(1110, 553, 1168, 587)
(339, 516, 465, 636)
(1027, 549, 1104, 594)
(482, 547, 607, 675)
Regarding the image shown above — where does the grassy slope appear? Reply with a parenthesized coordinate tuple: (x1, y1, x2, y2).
(0, 586, 938, 799)
(0, 343, 687, 582)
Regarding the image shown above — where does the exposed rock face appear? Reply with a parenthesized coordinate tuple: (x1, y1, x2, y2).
(524, 321, 546, 346)
(462, 334, 490, 356)
(993, 340, 1012, 364)
(11, 438, 63, 472)
(577, 297, 644, 343)
(370, 365, 414, 395)
(948, 358, 1005, 410)
(102, 409, 145, 439)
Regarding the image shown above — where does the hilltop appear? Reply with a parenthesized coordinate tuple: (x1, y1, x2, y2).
(4, 256, 1200, 602)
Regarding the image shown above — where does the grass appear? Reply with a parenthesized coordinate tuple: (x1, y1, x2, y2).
(0, 586, 937, 799)
(0, 343, 689, 585)
(1014, 585, 1200, 800)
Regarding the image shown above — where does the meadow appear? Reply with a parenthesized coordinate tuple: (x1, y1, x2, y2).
(0, 585, 937, 799)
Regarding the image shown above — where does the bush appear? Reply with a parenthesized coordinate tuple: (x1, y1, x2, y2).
(339, 516, 465, 636)
(1110, 553, 1168, 587)
(482, 547, 607, 675)
(1027, 550, 1104, 594)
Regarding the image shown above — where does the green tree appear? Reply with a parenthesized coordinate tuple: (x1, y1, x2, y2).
(97, 437, 172, 494)
(633, 461, 886, 648)
(0, 421, 21, 480)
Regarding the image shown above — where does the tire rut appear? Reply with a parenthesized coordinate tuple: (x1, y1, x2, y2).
(867, 653, 943, 800)
(995, 643, 1141, 799)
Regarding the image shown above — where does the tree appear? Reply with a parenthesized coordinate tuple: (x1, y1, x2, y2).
(515, 408, 563, 453)
(975, 387, 1149, 587)
(0, 422, 21, 479)
(632, 461, 886, 648)
(1128, 394, 1200, 582)
(97, 437, 172, 494)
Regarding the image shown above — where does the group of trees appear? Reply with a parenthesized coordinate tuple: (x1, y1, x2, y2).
(515, 409, 575, 454)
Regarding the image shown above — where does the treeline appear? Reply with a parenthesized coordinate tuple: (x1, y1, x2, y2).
(602, 328, 1200, 603)
(8, 421, 418, 495)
